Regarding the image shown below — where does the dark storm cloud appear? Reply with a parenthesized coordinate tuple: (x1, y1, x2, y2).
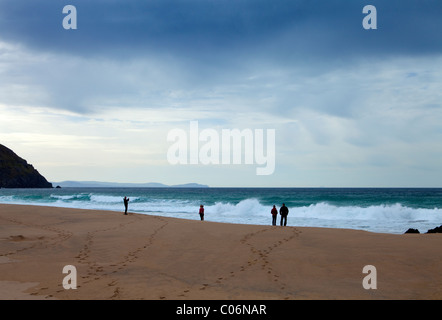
(1, 0, 442, 187)
(0, 0, 441, 61)
(1, 0, 441, 115)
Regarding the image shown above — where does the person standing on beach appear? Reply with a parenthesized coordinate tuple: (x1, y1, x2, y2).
(280, 203, 289, 226)
(199, 205, 204, 221)
(271, 205, 278, 226)
(123, 196, 130, 215)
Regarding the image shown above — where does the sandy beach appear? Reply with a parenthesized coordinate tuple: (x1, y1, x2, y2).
(1, 203, 442, 300)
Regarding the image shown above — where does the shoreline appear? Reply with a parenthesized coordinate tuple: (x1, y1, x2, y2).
(0, 201, 420, 235)
(2, 187, 441, 234)
(1, 203, 442, 300)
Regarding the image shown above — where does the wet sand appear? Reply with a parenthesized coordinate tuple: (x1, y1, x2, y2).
(1, 204, 442, 300)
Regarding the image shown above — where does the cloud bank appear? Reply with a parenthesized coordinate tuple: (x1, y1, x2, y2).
(0, 0, 441, 186)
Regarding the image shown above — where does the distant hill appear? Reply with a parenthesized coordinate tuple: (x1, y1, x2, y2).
(0, 144, 53, 188)
(53, 181, 209, 188)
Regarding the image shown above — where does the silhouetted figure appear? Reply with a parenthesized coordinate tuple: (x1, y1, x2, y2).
(199, 204, 204, 221)
(280, 203, 289, 226)
(123, 196, 130, 215)
(271, 205, 278, 226)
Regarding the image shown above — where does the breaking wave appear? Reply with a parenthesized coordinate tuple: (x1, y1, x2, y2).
(1, 189, 442, 233)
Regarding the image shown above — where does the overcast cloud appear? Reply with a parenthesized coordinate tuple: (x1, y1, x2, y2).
(0, 0, 441, 186)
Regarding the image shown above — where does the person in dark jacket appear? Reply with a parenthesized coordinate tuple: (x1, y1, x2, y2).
(123, 196, 130, 215)
(280, 203, 289, 226)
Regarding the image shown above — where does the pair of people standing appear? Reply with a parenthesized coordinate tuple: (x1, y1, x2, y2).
(199, 204, 288, 225)
(271, 203, 289, 226)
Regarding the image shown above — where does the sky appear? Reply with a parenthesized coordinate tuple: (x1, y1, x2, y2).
(0, 0, 442, 187)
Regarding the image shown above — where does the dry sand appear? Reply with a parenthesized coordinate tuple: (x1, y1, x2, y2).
(0, 203, 441, 300)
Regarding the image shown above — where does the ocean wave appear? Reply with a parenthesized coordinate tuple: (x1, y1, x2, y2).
(291, 202, 442, 222)
(0, 195, 15, 202)
(50, 193, 91, 201)
(197, 200, 442, 222)
(90, 194, 134, 204)
(173, 200, 442, 233)
(1, 191, 442, 233)
(207, 198, 265, 216)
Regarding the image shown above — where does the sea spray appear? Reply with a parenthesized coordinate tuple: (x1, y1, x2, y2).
(1, 187, 442, 234)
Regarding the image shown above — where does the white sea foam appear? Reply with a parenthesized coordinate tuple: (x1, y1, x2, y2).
(292, 202, 442, 222)
(172, 200, 442, 233)
(1, 191, 441, 234)
(50, 193, 91, 201)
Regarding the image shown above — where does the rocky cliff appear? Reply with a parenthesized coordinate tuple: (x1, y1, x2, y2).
(0, 144, 53, 188)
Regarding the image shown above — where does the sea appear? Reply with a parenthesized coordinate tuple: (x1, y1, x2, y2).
(1, 187, 442, 234)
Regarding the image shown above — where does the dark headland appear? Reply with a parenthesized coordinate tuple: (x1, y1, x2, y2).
(0, 144, 52, 188)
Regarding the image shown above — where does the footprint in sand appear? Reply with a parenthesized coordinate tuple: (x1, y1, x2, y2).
(199, 284, 209, 290)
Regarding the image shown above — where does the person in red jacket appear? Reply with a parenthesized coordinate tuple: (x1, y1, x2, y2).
(271, 205, 278, 226)
(199, 204, 204, 221)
